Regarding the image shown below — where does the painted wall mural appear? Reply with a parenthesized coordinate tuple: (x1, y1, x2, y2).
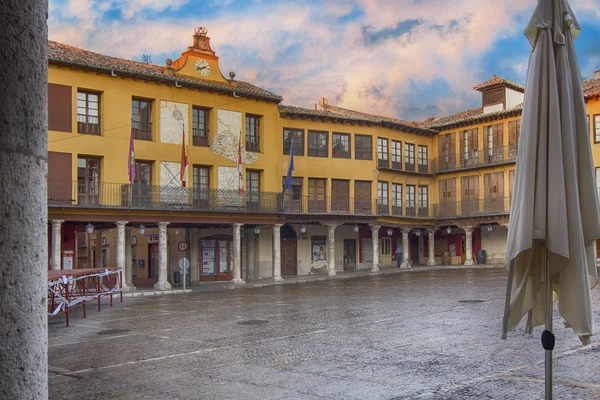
(160, 161, 187, 203)
(160, 100, 188, 144)
(212, 109, 258, 164)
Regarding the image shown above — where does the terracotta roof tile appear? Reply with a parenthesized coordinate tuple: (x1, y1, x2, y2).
(421, 104, 523, 129)
(583, 72, 600, 100)
(473, 75, 525, 93)
(278, 104, 437, 136)
(48, 41, 282, 102)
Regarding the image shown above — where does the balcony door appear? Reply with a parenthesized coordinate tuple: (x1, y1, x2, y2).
(438, 132, 455, 171)
(308, 178, 326, 212)
(133, 161, 152, 207)
(485, 123, 504, 163)
(77, 157, 100, 206)
(438, 178, 456, 217)
(331, 179, 349, 213)
(354, 181, 372, 214)
(461, 175, 479, 216)
(484, 172, 504, 213)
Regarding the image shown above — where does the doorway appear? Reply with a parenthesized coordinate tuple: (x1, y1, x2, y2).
(148, 243, 159, 279)
(199, 237, 233, 281)
(281, 225, 297, 276)
(343, 239, 356, 271)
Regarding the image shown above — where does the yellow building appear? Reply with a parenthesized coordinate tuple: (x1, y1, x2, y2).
(46, 27, 600, 289)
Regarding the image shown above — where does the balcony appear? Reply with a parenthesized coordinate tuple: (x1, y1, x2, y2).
(77, 115, 101, 135)
(192, 128, 210, 147)
(246, 136, 260, 152)
(377, 159, 433, 174)
(47, 180, 435, 219)
(432, 144, 518, 173)
(434, 197, 511, 218)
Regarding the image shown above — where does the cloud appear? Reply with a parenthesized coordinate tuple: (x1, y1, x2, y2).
(48, 0, 600, 121)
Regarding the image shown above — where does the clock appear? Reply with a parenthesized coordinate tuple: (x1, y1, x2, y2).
(195, 59, 211, 77)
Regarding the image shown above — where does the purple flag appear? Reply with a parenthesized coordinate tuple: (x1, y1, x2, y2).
(128, 128, 135, 184)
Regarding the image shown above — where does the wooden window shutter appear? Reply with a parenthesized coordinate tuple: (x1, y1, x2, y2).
(484, 174, 490, 198)
(449, 132, 456, 155)
(48, 83, 72, 132)
(461, 176, 469, 200)
(508, 121, 516, 145)
(509, 170, 515, 198)
(460, 131, 465, 161)
(497, 172, 504, 198)
(449, 178, 456, 201)
(438, 135, 445, 157)
(472, 128, 478, 151)
(494, 123, 503, 148)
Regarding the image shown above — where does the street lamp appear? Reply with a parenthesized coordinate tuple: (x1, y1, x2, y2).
(86, 223, 94, 234)
(446, 226, 452, 234)
(138, 224, 145, 235)
(487, 225, 493, 232)
(353, 224, 359, 233)
(387, 228, 393, 236)
(254, 226, 260, 235)
(85, 223, 94, 268)
(414, 229, 421, 237)
(300, 224, 307, 234)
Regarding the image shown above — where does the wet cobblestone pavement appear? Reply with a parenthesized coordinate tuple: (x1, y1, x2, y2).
(48, 269, 600, 399)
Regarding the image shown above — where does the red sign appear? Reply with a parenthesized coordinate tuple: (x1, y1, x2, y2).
(177, 242, 188, 252)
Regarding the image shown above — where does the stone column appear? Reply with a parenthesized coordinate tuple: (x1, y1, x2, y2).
(189, 228, 199, 284)
(370, 224, 380, 272)
(401, 228, 411, 268)
(327, 224, 337, 276)
(51, 219, 64, 270)
(154, 222, 172, 290)
(247, 229, 256, 280)
(427, 228, 437, 266)
(0, 1, 49, 396)
(124, 227, 136, 290)
(464, 228, 475, 265)
(94, 229, 104, 268)
(232, 223, 244, 285)
(273, 224, 283, 282)
(115, 221, 128, 273)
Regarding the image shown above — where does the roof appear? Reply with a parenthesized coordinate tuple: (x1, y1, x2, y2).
(421, 104, 523, 130)
(278, 104, 438, 136)
(583, 72, 600, 100)
(473, 75, 525, 93)
(48, 41, 283, 102)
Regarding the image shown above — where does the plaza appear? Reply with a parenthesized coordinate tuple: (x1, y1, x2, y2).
(49, 268, 600, 399)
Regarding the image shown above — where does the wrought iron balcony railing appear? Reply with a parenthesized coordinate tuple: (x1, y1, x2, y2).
(132, 120, 152, 141)
(77, 115, 101, 135)
(192, 128, 209, 147)
(433, 197, 511, 218)
(377, 157, 433, 174)
(47, 180, 435, 218)
(432, 144, 518, 173)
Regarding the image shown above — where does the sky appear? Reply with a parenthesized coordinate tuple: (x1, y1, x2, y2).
(48, 0, 600, 122)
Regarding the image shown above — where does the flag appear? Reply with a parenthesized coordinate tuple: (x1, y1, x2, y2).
(237, 130, 243, 195)
(283, 138, 295, 192)
(128, 128, 135, 184)
(180, 124, 188, 187)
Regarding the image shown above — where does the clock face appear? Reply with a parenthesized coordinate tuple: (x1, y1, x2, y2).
(194, 60, 211, 77)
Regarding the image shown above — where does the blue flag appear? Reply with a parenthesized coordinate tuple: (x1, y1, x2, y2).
(283, 139, 295, 191)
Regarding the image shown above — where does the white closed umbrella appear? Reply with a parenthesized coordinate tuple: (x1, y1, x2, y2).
(501, 0, 600, 398)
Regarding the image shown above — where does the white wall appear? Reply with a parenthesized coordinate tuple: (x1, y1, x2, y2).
(481, 226, 508, 263)
(257, 226, 273, 279)
(505, 88, 524, 109)
(483, 103, 503, 114)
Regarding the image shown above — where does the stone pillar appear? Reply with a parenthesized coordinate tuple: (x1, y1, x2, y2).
(464, 228, 475, 266)
(327, 224, 337, 276)
(94, 229, 104, 268)
(232, 223, 244, 285)
(273, 224, 283, 282)
(115, 221, 128, 273)
(189, 228, 199, 284)
(51, 219, 63, 270)
(154, 222, 172, 290)
(370, 224, 380, 272)
(401, 228, 411, 268)
(247, 229, 256, 280)
(427, 228, 437, 266)
(0, 0, 49, 396)
(124, 227, 136, 290)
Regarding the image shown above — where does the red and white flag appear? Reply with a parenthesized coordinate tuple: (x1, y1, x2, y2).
(180, 124, 189, 187)
(237, 131, 243, 195)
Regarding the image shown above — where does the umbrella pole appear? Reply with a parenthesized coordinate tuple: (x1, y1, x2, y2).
(501, 258, 515, 340)
(544, 246, 552, 400)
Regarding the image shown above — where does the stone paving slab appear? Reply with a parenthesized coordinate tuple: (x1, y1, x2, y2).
(48, 268, 600, 399)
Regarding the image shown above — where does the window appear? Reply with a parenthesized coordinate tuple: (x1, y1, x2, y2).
(77, 90, 100, 135)
(246, 114, 260, 152)
(308, 130, 328, 157)
(405, 143, 415, 172)
(354, 180, 372, 214)
(308, 178, 326, 212)
(311, 236, 327, 261)
(377, 181, 389, 214)
(484, 172, 505, 212)
(192, 107, 210, 147)
(77, 157, 100, 206)
(392, 183, 402, 215)
(355, 134, 372, 160)
(594, 115, 600, 143)
(406, 185, 416, 216)
(437, 132, 455, 171)
(391, 140, 402, 170)
(246, 170, 260, 209)
(377, 137, 389, 168)
(193, 166, 210, 206)
(332, 133, 350, 158)
(48, 83, 72, 133)
(417, 145, 428, 172)
(331, 179, 349, 212)
(282, 177, 303, 212)
(482, 88, 504, 107)
(460, 128, 478, 167)
(418, 186, 428, 216)
(283, 128, 304, 155)
(485, 123, 504, 163)
(381, 238, 391, 256)
(132, 161, 152, 206)
(132, 98, 152, 140)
